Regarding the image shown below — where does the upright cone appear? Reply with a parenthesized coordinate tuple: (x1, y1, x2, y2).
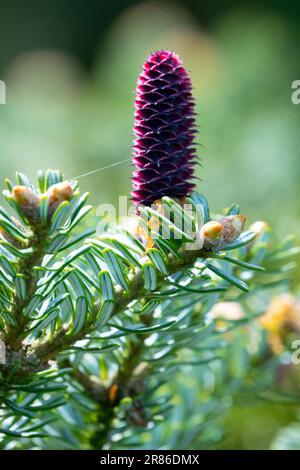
(132, 50, 198, 207)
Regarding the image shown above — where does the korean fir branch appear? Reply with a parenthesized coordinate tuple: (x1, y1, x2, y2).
(34, 48, 201, 365)
(0, 169, 93, 370)
(0, 50, 297, 446)
(66, 211, 297, 450)
(59, 50, 297, 449)
(1, 171, 71, 349)
(66, 216, 295, 450)
(1, 51, 291, 379)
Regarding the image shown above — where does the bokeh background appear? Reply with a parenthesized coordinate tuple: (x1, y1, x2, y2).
(0, 0, 299, 449)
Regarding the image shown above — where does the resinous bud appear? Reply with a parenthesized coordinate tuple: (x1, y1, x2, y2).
(47, 182, 73, 218)
(217, 215, 246, 246)
(201, 221, 224, 249)
(12, 186, 40, 224)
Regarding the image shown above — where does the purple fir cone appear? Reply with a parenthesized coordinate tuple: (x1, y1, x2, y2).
(132, 50, 198, 207)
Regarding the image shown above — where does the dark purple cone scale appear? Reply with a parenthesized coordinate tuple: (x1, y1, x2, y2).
(132, 50, 198, 207)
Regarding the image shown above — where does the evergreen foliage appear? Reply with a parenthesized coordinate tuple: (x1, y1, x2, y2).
(0, 169, 297, 449)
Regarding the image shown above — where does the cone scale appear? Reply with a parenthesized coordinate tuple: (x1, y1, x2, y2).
(132, 50, 198, 207)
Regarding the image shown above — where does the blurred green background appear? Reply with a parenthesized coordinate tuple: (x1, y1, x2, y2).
(0, 0, 299, 449)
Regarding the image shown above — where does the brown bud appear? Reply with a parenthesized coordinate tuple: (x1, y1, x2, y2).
(201, 221, 224, 249)
(47, 182, 73, 218)
(201, 215, 245, 251)
(217, 215, 246, 246)
(12, 186, 40, 224)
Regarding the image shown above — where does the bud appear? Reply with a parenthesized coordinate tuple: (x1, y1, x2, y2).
(47, 182, 73, 218)
(12, 186, 40, 224)
(218, 215, 246, 246)
(201, 215, 245, 251)
(249, 220, 270, 237)
(201, 221, 224, 249)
